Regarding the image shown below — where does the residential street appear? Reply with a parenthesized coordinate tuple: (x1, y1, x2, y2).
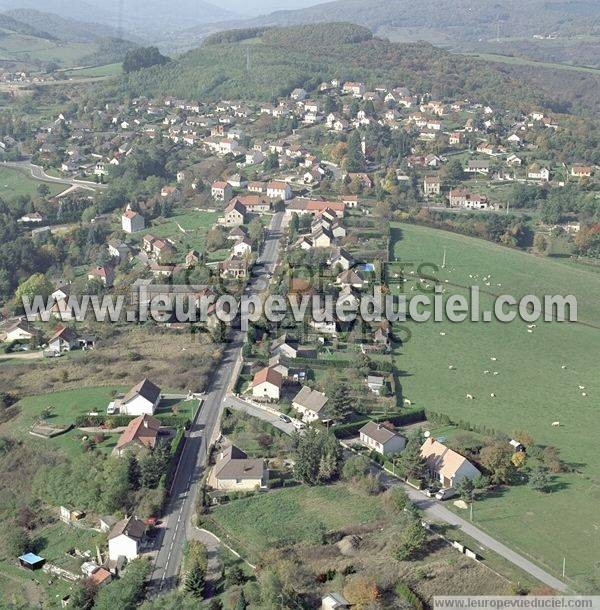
(146, 211, 284, 595)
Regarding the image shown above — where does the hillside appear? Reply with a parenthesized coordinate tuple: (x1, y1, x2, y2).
(209, 0, 600, 40)
(120, 23, 599, 117)
(0, 0, 237, 36)
(0, 10, 137, 70)
(5, 8, 137, 43)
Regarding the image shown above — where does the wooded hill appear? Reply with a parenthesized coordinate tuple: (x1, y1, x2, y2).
(119, 23, 598, 117)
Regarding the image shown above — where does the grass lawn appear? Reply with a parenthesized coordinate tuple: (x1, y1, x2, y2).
(6, 388, 193, 459)
(144, 209, 221, 256)
(0, 166, 64, 200)
(210, 483, 384, 559)
(390, 222, 600, 583)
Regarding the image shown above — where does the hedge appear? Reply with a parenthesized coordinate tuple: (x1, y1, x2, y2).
(333, 408, 426, 439)
(395, 583, 424, 610)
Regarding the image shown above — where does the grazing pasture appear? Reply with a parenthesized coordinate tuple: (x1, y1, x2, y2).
(390, 222, 600, 584)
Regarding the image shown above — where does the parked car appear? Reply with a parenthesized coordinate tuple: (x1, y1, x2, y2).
(279, 414, 291, 423)
(435, 487, 457, 500)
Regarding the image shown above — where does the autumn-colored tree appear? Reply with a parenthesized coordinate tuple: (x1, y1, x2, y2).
(511, 452, 526, 469)
(343, 576, 380, 609)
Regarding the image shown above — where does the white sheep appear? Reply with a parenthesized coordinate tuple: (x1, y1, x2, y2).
(448, 365, 456, 370)
(527, 329, 534, 334)
(403, 398, 412, 406)
(561, 365, 568, 370)
(466, 394, 475, 400)
(578, 385, 586, 390)
(484, 370, 490, 375)
(582, 392, 588, 397)
(490, 357, 497, 361)
(552, 421, 561, 427)
(440, 332, 446, 336)
(493, 371, 499, 376)
(490, 393, 496, 398)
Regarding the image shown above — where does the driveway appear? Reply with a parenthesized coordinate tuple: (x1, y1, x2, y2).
(374, 467, 568, 592)
(224, 395, 297, 435)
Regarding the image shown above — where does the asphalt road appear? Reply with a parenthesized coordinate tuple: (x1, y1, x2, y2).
(3, 159, 107, 189)
(225, 394, 297, 435)
(147, 211, 284, 594)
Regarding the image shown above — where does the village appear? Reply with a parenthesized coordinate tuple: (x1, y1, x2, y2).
(0, 63, 598, 608)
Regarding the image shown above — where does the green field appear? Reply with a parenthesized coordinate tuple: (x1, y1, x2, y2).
(390, 222, 600, 583)
(65, 62, 122, 77)
(0, 166, 65, 200)
(7, 387, 195, 458)
(145, 209, 224, 260)
(210, 484, 384, 559)
(461, 51, 600, 75)
(0, 32, 94, 68)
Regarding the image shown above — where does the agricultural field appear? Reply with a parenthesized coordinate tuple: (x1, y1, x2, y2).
(65, 62, 122, 78)
(0, 33, 94, 68)
(0, 166, 65, 200)
(389, 222, 600, 584)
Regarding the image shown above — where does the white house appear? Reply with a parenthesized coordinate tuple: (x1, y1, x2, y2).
(292, 386, 329, 422)
(322, 593, 350, 610)
(110, 379, 161, 416)
(528, 165, 550, 182)
(232, 238, 252, 258)
(267, 181, 293, 201)
(211, 181, 233, 201)
(359, 421, 406, 456)
(4, 319, 36, 343)
(420, 437, 480, 489)
(250, 367, 283, 401)
(48, 326, 78, 353)
(107, 517, 145, 562)
(121, 209, 145, 234)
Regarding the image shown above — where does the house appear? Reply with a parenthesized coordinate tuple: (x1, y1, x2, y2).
(292, 386, 329, 423)
(528, 164, 550, 182)
(161, 186, 181, 201)
(506, 153, 522, 167)
(571, 165, 593, 178)
(227, 173, 248, 189)
(359, 421, 406, 456)
(420, 437, 481, 489)
(232, 238, 252, 258)
(250, 366, 283, 401)
(270, 334, 298, 359)
(287, 198, 345, 218)
(213, 444, 269, 491)
(448, 189, 490, 210)
(219, 258, 248, 279)
(111, 378, 161, 416)
(329, 247, 355, 271)
(248, 181, 266, 193)
(337, 269, 365, 289)
(114, 414, 161, 456)
(48, 326, 78, 353)
(212, 181, 233, 201)
(223, 200, 247, 226)
(366, 374, 385, 394)
(18, 212, 44, 223)
(121, 209, 145, 234)
(4, 319, 36, 342)
(343, 81, 365, 97)
(107, 516, 145, 562)
(185, 250, 201, 268)
(108, 241, 130, 261)
(423, 176, 441, 196)
(88, 266, 114, 287)
(290, 88, 308, 101)
(465, 159, 491, 175)
(322, 592, 350, 610)
(342, 195, 359, 208)
(267, 181, 293, 201)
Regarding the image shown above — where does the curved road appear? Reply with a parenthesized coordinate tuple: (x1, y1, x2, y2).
(3, 160, 107, 190)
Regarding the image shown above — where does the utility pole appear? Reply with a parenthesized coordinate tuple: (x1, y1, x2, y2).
(562, 557, 566, 578)
(506, 200, 510, 215)
(470, 502, 474, 522)
(442, 247, 447, 269)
